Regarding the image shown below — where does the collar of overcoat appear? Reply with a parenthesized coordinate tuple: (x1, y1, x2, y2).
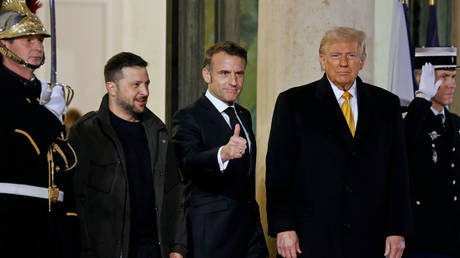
(197, 94, 256, 176)
(314, 74, 374, 149)
(197, 94, 255, 145)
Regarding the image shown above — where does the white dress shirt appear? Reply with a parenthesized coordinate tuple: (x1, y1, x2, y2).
(430, 106, 446, 123)
(205, 90, 252, 172)
(328, 78, 359, 129)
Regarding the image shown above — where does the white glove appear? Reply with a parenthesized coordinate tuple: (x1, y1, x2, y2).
(39, 80, 67, 124)
(417, 62, 442, 101)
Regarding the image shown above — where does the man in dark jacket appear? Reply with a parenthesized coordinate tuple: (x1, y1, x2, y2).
(0, 1, 78, 257)
(404, 47, 460, 258)
(70, 52, 187, 258)
(173, 41, 268, 258)
(266, 27, 412, 258)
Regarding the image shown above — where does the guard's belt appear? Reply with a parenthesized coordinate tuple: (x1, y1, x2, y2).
(0, 183, 63, 202)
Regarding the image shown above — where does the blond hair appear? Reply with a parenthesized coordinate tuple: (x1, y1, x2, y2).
(319, 27, 367, 61)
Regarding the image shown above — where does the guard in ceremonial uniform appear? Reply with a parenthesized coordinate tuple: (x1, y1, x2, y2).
(0, 0, 78, 257)
(404, 47, 460, 258)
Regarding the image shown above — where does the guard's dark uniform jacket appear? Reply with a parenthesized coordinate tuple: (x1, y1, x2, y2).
(0, 57, 79, 258)
(404, 97, 460, 256)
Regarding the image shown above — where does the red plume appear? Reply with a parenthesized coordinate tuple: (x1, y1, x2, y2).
(26, 0, 43, 14)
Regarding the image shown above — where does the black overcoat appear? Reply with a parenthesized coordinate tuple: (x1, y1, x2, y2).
(266, 74, 413, 258)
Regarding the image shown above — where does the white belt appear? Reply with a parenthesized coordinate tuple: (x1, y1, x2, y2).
(0, 183, 64, 202)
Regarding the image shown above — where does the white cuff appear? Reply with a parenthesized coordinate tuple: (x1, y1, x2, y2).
(40, 80, 67, 124)
(217, 146, 229, 173)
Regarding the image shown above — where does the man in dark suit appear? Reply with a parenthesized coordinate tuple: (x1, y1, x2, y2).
(404, 47, 460, 258)
(173, 41, 268, 258)
(266, 27, 412, 258)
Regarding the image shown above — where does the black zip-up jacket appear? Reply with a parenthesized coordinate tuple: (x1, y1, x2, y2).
(70, 94, 187, 258)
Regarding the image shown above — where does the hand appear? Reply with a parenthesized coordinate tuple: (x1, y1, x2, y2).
(384, 235, 405, 258)
(221, 124, 247, 162)
(418, 62, 442, 100)
(40, 81, 67, 123)
(169, 252, 183, 258)
(277, 230, 302, 258)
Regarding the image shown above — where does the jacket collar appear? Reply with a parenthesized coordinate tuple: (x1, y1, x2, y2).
(94, 94, 167, 184)
(354, 76, 373, 142)
(198, 93, 256, 175)
(0, 55, 38, 88)
(314, 74, 373, 145)
(198, 94, 235, 135)
(198, 94, 252, 137)
(96, 94, 166, 131)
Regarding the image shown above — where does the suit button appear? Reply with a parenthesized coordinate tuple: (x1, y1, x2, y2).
(416, 201, 421, 205)
(453, 180, 456, 185)
(453, 147, 456, 152)
(454, 196, 458, 202)
(343, 223, 351, 230)
(451, 163, 455, 168)
(158, 241, 161, 246)
(162, 139, 167, 144)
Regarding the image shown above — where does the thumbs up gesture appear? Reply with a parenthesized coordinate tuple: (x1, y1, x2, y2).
(221, 124, 247, 163)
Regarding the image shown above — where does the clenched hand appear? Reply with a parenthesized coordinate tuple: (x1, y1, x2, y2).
(221, 124, 247, 162)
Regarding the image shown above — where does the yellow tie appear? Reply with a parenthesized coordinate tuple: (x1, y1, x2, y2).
(341, 92, 355, 137)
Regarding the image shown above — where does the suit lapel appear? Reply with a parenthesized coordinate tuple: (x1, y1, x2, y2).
(354, 77, 374, 142)
(235, 104, 256, 176)
(198, 95, 234, 138)
(199, 95, 256, 175)
(314, 74, 353, 149)
(235, 105, 255, 146)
